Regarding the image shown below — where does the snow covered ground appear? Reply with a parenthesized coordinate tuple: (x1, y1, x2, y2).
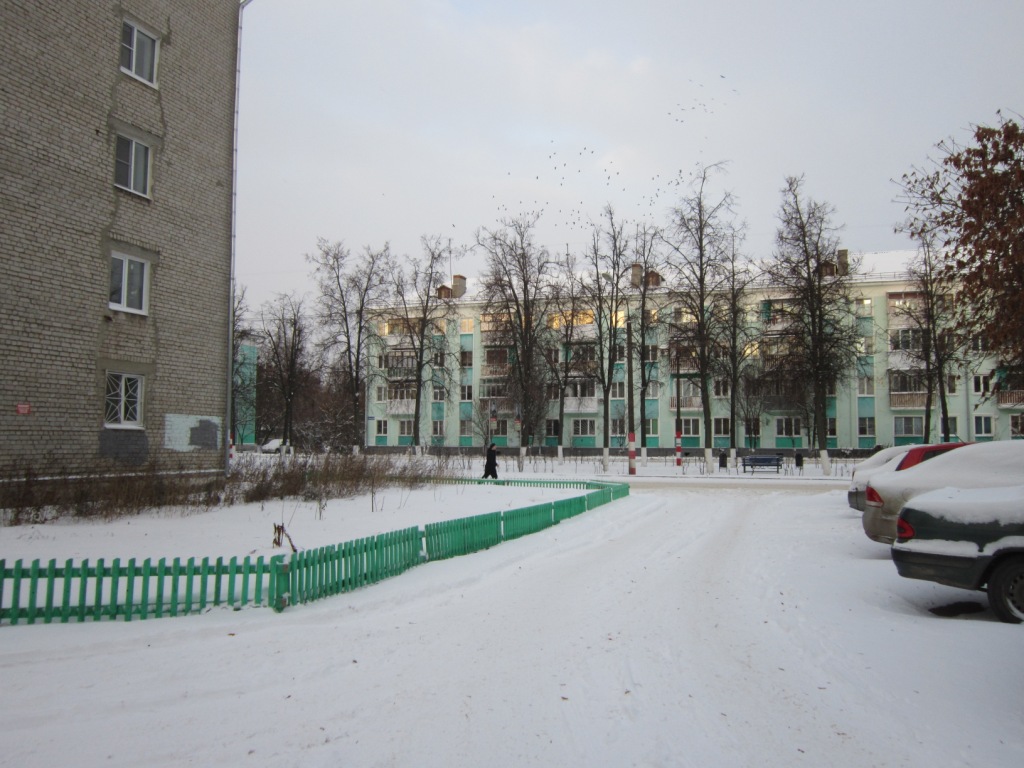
(2, 463, 1021, 767)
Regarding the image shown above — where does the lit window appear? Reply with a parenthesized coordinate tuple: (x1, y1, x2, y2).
(115, 135, 150, 196)
(109, 252, 149, 313)
(120, 20, 158, 84)
(104, 372, 144, 427)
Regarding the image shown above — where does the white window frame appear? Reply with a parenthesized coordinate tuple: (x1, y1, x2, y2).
(973, 375, 990, 395)
(776, 417, 801, 437)
(713, 417, 730, 436)
(399, 420, 414, 437)
(643, 418, 659, 436)
(1011, 414, 1023, 438)
(545, 419, 560, 437)
(572, 419, 596, 436)
(376, 420, 388, 436)
(115, 135, 151, 196)
(109, 251, 150, 314)
(432, 420, 445, 437)
(894, 416, 923, 437)
(120, 20, 159, 85)
(432, 385, 446, 402)
(459, 419, 473, 437)
(611, 418, 625, 436)
(974, 415, 993, 436)
(104, 372, 144, 428)
(858, 416, 875, 436)
(492, 419, 508, 437)
(610, 381, 626, 399)
(460, 384, 472, 401)
(681, 417, 699, 436)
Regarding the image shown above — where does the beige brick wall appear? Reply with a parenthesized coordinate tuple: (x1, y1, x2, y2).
(0, 1, 240, 476)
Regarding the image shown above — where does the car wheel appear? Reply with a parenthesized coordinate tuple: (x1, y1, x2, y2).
(987, 556, 1024, 624)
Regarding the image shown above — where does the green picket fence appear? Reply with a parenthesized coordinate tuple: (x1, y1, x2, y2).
(1, 479, 629, 624)
(424, 512, 503, 561)
(0, 554, 284, 626)
(286, 527, 422, 605)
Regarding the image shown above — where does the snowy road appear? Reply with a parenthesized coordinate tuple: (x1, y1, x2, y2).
(2, 483, 1021, 767)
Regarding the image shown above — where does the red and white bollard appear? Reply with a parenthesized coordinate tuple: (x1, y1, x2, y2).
(628, 432, 636, 476)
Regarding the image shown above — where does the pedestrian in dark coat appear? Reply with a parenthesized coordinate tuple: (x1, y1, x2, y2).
(483, 443, 499, 479)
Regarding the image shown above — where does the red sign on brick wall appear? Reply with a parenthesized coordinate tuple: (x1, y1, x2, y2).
(15, 403, 32, 415)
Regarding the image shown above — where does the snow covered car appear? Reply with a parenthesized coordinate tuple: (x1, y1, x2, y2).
(892, 485, 1024, 623)
(847, 443, 966, 512)
(863, 440, 1024, 544)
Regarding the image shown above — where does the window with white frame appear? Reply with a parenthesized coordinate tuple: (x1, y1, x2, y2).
(890, 371, 924, 393)
(432, 385, 446, 401)
(776, 417, 801, 437)
(713, 417, 730, 436)
(641, 345, 659, 363)
(854, 297, 873, 316)
(681, 417, 699, 436)
(460, 318, 474, 333)
(973, 374, 990, 395)
(460, 384, 472, 401)
(974, 415, 993, 436)
(568, 379, 595, 398)
(945, 375, 958, 395)
(546, 419, 560, 437)
(610, 381, 626, 399)
(743, 418, 760, 437)
(941, 416, 958, 436)
(572, 419, 596, 436)
(1011, 414, 1023, 438)
(460, 419, 473, 436)
(120, 20, 158, 84)
(890, 328, 924, 352)
(611, 418, 625, 436)
(894, 416, 923, 437)
(645, 381, 661, 399)
(104, 372, 143, 427)
(643, 418, 659, 435)
(858, 417, 875, 436)
(109, 251, 150, 313)
(460, 350, 473, 367)
(376, 420, 388, 436)
(546, 383, 560, 400)
(492, 419, 508, 436)
(827, 417, 837, 437)
(399, 420, 414, 436)
(432, 420, 445, 437)
(713, 379, 730, 397)
(115, 135, 150, 196)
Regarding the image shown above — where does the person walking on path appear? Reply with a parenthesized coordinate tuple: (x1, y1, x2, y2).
(483, 443, 500, 479)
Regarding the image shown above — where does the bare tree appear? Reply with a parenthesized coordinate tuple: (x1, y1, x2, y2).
(580, 206, 631, 467)
(308, 239, 392, 448)
(383, 236, 460, 449)
(257, 293, 315, 448)
(625, 222, 666, 457)
(711, 233, 757, 451)
(761, 176, 860, 473)
(545, 250, 589, 454)
(476, 214, 556, 457)
(231, 285, 257, 446)
(889, 230, 969, 441)
(661, 164, 736, 467)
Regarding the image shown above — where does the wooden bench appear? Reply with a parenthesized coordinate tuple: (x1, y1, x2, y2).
(742, 455, 783, 473)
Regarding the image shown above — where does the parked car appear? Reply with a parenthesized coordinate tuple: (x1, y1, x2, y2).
(848, 442, 967, 512)
(260, 438, 284, 454)
(892, 484, 1024, 623)
(863, 440, 1024, 544)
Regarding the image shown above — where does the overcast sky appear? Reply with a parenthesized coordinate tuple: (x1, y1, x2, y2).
(234, 0, 1024, 308)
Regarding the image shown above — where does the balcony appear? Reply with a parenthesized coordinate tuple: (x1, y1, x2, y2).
(889, 392, 928, 409)
(997, 390, 1024, 408)
(385, 399, 416, 415)
(564, 397, 599, 414)
(669, 396, 702, 411)
(481, 364, 509, 378)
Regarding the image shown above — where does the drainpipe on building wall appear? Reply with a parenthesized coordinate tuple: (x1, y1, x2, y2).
(226, 0, 257, 476)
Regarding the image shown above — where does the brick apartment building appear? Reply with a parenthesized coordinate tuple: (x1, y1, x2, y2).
(0, 1, 242, 477)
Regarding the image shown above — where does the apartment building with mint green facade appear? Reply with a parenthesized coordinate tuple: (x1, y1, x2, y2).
(365, 261, 1023, 453)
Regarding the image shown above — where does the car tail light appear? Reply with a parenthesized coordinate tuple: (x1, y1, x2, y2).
(865, 486, 883, 507)
(896, 517, 915, 541)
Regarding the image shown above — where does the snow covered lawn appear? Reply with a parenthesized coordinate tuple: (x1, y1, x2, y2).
(2, 475, 1021, 767)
